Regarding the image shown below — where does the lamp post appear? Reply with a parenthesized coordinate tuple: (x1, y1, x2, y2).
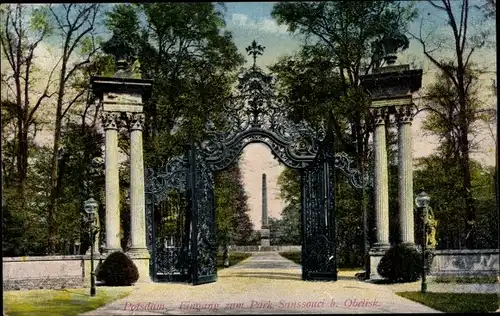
(84, 197, 99, 297)
(415, 191, 431, 293)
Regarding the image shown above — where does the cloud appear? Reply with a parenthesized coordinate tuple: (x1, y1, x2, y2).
(231, 13, 288, 35)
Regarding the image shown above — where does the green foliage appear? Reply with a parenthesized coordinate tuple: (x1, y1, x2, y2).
(279, 252, 301, 265)
(414, 155, 497, 249)
(214, 160, 254, 246)
(396, 292, 499, 313)
(102, 3, 245, 169)
(216, 252, 251, 269)
(277, 168, 300, 205)
(272, 168, 301, 245)
(29, 5, 52, 35)
(2, 144, 52, 256)
(3, 287, 132, 316)
(96, 251, 139, 286)
(377, 244, 421, 283)
(269, 203, 301, 246)
(422, 67, 492, 158)
(434, 275, 498, 284)
(58, 122, 105, 254)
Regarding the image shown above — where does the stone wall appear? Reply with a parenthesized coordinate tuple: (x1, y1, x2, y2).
(430, 249, 499, 276)
(369, 248, 499, 279)
(225, 245, 302, 252)
(3, 254, 104, 291)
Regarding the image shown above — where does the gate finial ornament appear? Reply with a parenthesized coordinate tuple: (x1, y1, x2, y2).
(246, 40, 265, 68)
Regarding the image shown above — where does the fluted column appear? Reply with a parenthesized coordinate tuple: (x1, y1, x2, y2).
(128, 113, 148, 254)
(102, 111, 121, 253)
(396, 106, 415, 245)
(372, 108, 390, 249)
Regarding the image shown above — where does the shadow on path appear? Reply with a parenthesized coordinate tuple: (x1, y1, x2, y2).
(222, 271, 301, 281)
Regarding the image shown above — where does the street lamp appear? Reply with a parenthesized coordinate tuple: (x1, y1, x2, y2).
(415, 191, 431, 293)
(84, 197, 99, 297)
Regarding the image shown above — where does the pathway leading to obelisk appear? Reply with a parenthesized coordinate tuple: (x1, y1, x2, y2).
(81, 252, 441, 315)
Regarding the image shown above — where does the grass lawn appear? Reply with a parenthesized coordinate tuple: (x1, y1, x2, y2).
(434, 275, 498, 284)
(216, 251, 251, 269)
(278, 252, 363, 271)
(396, 292, 499, 313)
(3, 286, 132, 316)
(279, 251, 301, 265)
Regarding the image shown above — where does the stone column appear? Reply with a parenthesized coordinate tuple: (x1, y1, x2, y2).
(128, 113, 148, 254)
(372, 108, 390, 249)
(396, 106, 415, 245)
(102, 112, 121, 253)
(127, 113, 150, 283)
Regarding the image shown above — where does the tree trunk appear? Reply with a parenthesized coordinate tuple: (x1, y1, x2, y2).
(461, 134, 476, 249)
(47, 59, 67, 254)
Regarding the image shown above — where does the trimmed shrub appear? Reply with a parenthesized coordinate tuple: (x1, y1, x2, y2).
(95, 251, 139, 286)
(377, 244, 421, 283)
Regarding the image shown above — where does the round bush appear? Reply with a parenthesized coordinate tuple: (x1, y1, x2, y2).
(377, 244, 421, 283)
(95, 251, 139, 286)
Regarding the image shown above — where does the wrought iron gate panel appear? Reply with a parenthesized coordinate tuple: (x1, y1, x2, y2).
(187, 143, 217, 285)
(301, 142, 337, 281)
(145, 155, 191, 282)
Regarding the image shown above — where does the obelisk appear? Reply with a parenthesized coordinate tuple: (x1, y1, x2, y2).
(260, 173, 270, 247)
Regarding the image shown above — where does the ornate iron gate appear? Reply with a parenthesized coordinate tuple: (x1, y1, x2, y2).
(186, 143, 217, 285)
(144, 41, 371, 285)
(301, 141, 337, 281)
(145, 155, 191, 282)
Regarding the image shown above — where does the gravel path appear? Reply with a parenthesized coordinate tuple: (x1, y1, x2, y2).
(81, 252, 443, 315)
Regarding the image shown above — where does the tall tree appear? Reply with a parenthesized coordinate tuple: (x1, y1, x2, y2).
(45, 4, 102, 254)
(214, 159, 254, 246)
(414, 155, 497, 249)
(102, 4, 244, 167)
(1, 4, 56, 199)
(271, 1, 416, 161)
(411, 0, 495, 248)
(276, 168, 301, 245)
(271, 1, 415, 264)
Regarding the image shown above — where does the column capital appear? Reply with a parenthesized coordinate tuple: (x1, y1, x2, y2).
(370, 107, 388, 126)
(102, 111, 121, 130)
(395, 106, 414, 125)
(127, 113, 145, 131)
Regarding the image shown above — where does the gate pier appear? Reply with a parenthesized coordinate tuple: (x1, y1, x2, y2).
(361, 63, 423, 279)
(91, 58, 153, 282)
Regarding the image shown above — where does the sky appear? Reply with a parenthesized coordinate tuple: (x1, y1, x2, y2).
(14, 2, 497, 231)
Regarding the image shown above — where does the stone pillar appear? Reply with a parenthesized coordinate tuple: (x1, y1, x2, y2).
(372, 108, 390, 249)
(102, 112, 121, 253)
(260, 173, 270, 247)
(128, 113, 148, 253)
(396, 106, 415, 245)
(127, 113, 150, 282)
